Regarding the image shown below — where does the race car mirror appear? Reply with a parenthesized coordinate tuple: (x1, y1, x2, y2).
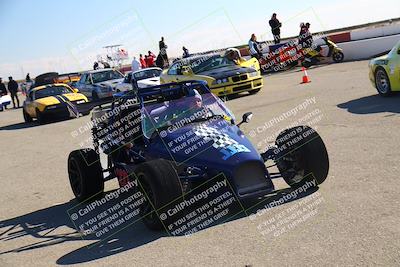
(237, 112, 253, 127)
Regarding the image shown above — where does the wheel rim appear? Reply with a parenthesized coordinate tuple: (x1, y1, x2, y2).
(333, 52, 343, 62)
(281, 150, 306, 185)
(376, 70, 389, 94)
(69, 158, 82, 197)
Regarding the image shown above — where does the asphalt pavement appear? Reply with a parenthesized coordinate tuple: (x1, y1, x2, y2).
(1, 60, 399, 266)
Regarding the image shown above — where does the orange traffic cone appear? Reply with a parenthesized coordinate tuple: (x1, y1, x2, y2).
(301, 67, 311, 84)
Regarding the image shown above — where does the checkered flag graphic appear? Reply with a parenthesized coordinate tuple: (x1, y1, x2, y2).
(194, 125, 238, 149)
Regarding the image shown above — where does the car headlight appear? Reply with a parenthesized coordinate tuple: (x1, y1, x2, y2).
(76, 100, 85, 104)
(375, 59, 389, 65)
(248, 71, 259, 77)
(213, 78, 229, 85)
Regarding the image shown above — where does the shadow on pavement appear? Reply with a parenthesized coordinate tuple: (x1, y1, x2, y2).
(0, 117, 76, 131)
(0, 122, 38, 130)
(337, 93, 400, 114)
(0, 183, 318, 265)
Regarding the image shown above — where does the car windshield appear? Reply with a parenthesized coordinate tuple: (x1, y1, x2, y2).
(35, 86, 72, 99)
(388, 40, 400, 56)
(190, 55, 235, 73)
(133, 69, 161, 81)
(91, 70, 123, 83)
(142, 91, 235, 139)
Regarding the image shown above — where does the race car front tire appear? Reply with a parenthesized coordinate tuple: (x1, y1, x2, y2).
(68, 149, 104, 202)
(275, 126, 329, 187)
(135, 159, 183, 231)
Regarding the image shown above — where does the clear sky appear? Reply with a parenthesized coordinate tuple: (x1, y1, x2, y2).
(0, 0, 399, 79)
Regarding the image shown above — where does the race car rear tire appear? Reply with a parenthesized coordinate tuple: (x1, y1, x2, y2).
(375, 67, 392, 97)
(23, 109, 33, 122)
(68, 149, 104, 202)
(135, 159, 183, 231)
(249, 89, 261, 95)
(36, 108, 45, 124)
(275, 126, 329, 187)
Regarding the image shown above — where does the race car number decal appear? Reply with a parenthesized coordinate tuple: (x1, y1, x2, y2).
(194, 125, 250, 160)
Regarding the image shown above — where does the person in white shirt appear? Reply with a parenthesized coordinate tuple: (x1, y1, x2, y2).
(131, 56, 141, 72)
(248, 34, 263, 59)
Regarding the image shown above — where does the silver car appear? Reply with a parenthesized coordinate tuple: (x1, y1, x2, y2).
(75, 69, 124, 101)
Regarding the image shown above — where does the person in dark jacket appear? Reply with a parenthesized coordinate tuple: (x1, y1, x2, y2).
(8, 76, 20, 108)
(159, 37, 169, 67)
(269, 13, 282, 44)
(155, 53, 164, 68)
(182, 46, 190, 58)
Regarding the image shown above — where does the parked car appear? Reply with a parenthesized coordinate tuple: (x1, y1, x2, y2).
(115, 67, 162, 92)
(369, 40, 400, 96)
(23, 83, 88, 124)
(160, 49, 263, 97)
(0, 94, 11, 111)
(75, 69, 124, 101)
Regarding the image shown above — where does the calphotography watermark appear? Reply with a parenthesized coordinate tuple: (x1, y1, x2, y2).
(250, 183, 324, 239)
(156, 174, 245, 237)
(68, 179, 146, 246)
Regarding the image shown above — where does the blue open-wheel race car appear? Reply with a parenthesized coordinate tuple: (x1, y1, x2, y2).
(67, 80, 329, 231)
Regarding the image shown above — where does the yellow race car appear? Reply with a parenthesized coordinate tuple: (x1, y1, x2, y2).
(369, 40, 400, 96)
(23, 83, 88, 124)
(161, 49, 263, 97)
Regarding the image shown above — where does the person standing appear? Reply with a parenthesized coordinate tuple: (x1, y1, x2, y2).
(147, 51, 156, 67)
(159, 37, 169, 67)
(139, 54, 147, 68)
(131, 56, 141, 72)
(298, 22, 310, 48)
(303, 22, 313, 48)
(248, 34, 263, 59)
(7, 76, 20, 108)
(182, 46, 190, 58)
(269, 13, 282, 44)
